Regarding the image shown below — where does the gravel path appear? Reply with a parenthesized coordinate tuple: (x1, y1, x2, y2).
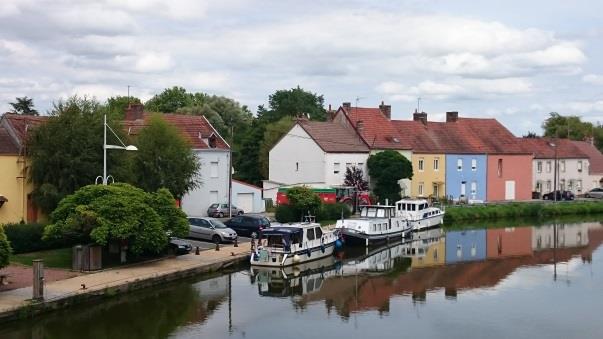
(0, 265, 81, 292)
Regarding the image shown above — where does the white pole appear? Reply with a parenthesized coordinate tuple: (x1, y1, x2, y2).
(103, 113, 107, 185)
(228, 124, 233, 218)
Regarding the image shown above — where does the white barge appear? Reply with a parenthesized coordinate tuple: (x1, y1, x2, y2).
(335, 205, 412, 246)
(395, 199, 444, 231)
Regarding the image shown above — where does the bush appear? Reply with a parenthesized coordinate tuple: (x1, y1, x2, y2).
(2, 223, 81, 254)
(275, 203, 352, 223)
(0, 226, 11, 269)
(275, 205, 300, 223)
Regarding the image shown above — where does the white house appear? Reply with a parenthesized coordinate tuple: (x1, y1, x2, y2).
(231, 179, 265, 213)
(572, 140, 603, 190)
(519, 138, 590, 195)
(265, 119, 369, 203)
(124, 104, 230, 217)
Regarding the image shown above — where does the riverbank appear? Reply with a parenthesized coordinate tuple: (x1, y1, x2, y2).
(444, 200, 603, 224)
(0, 243, 250, 324)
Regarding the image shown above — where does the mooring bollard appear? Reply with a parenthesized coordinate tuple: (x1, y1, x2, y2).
(33, 259, 44, 300)
(215, 242, 220, 251)
(195, 246, 200, 255)
(234, 237, 238, 247)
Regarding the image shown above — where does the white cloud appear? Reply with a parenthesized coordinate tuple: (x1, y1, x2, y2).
(133, 53, 174, 73)
(583, 74, 603, 85)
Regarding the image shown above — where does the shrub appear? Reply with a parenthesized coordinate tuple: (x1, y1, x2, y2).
(2, 223, 81, 254)
(0, 227, 11, 269)
(275, 205, 299, 223)
(318, 203, 352, 221)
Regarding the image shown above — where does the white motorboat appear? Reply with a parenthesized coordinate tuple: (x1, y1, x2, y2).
(250, 217, 340, 267)
(395, 199, 444, 231)
(335, 205, 412, 246)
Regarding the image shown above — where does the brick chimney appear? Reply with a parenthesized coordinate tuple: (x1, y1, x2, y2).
(342, 102, 351, 111)
(125, 103, 144, 121)
(379, 101, 391, 119)
(446, 111, 459, 123)
(356, 120, 364, 135)
(413, 111, 427, 125)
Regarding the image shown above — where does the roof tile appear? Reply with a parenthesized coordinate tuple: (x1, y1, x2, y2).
(298, 120, 369, 153)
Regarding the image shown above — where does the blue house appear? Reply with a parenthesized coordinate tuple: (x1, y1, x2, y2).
(445, 154, 487, 202)
(445, 229, 487, 264)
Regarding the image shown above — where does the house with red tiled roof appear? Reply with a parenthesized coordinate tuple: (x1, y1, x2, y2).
(123, 104, 237, 216)
(518, 137, 590, 196)
(265, 118, 370, 203)
(0, 113, 48, 223)
(571, 140, 603, 190)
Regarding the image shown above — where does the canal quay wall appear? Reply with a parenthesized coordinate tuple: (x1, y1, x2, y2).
(444, 200, 603, 224)
(0, 244, 251, 324)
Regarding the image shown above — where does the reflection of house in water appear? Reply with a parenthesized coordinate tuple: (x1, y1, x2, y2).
(532, 223, 592, 250)
(487, 227, 532, 259)
(405, 228, 446, 268)
(445, 229, 486, 264)
(186, 276, 229, 324)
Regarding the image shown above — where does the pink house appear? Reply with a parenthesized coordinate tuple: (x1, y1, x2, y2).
(487, 154, 533, 201)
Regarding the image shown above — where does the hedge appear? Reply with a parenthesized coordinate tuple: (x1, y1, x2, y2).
(0, 226, 11, 269)
(2, 223, 80, 254)
(275, 203, 352, 223)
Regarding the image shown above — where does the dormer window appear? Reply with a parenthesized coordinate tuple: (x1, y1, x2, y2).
(208, 134, 217, 148)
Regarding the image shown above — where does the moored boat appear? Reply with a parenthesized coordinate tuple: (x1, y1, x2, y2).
(395, 199, 444, 231)
(250, 217, 340, 267)
(335, 205, 412, 246)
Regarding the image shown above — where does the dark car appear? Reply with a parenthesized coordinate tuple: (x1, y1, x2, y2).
(168, 237, 192, 255)
(224, 215, 271, 237)
(542, 190, 575, 201)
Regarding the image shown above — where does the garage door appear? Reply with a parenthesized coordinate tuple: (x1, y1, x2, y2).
(237, 193, 254, 213)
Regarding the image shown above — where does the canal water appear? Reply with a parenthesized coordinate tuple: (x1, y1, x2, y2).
(2, 220, 603, 339)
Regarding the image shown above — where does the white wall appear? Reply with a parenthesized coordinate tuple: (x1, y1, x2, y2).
(532, 158, 590, 194)
(324, 153, 369, 186)
(182, 149, 230, 217)
(231, 181, 265, 213)
(269, 124, 326, 185)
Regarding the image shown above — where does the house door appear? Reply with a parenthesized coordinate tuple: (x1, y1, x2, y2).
(237, 193, 254, 213)
(505, 180, 516, 200)
(433, 184, 439, 197)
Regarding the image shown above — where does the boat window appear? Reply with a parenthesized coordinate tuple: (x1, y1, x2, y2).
(411, 204, 416, 211)
(290, 233, 301, 244)
(306, 228, 315, 241)
(389, 222, 392, 229)
(367, 208, 377, 218)
(372, 224, 376, 232)
(377, 209, 385, 218)
(361, 207, 368, 217)
(315, 227, 323, 238)
(307, 279, 314, 292)
(268, 235, 283, 248)
(400, 204, 406, 211)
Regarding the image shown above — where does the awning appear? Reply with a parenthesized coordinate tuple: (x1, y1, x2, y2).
(432, 181, 444, 185)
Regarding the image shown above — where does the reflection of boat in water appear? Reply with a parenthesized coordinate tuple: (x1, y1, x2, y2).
(251, 256, 340, 298)
(339, 240, 411, 274)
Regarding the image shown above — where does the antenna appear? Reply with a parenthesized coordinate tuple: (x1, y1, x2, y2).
(355, 96, 364, 109)
(127, 85, 132, 104)
(417, 97, 422, 112)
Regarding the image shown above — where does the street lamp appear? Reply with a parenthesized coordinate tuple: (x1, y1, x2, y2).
(548, 141, 558, 202)
(96, 113, 138, 185)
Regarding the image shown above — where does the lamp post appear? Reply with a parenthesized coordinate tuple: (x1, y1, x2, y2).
(97, 113, 138, 185)
(549, 141, 558, 202)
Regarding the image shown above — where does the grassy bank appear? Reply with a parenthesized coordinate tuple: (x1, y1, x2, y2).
(10, 247, 72, 269)
(444, 201, 603, 224)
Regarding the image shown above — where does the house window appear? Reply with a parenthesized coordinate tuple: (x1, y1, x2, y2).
(471, 159, 477, 171)
(471, 181, 477, 195)
(433, 184, 439, 197)
(210, 162, 219, 178)
(357, 162, 364, 168)
(560, 160, 566, 173)
(560, 179, 565, 190)
(433, 158, 439, 171)
(497, 159, 503, 177)
(546, 180, 552, 191)
(333, 162, 340, 174)
(457, 159, 463, 171)
(536, 181, 542, 192)
(546, 161, 552, 173)
(460, 181, 466, 196)
(537, 161, 542, 173)
(577, 180, 582, 192)
(418, 158, 424, 172)
(418, 182, 424, 196)
(296, 162, 299, 171)
(578, 161, 583, 172)
(346, 162, 352, 169)
(568, 180, 574, 191)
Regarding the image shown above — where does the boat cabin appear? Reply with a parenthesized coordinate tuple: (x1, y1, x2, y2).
(261, 224, 325, 252)
(395, 199, 430, 213)
(359, 205, 396, 219)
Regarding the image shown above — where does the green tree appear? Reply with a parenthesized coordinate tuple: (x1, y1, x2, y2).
(367, 151, 413, 204)
(131, 114, 200, 199)
(144, 86, 198, 113)
(523, 131, 538, 138)
(233, 120, 265, 185)
(258, 86, 327, 123)
(258, 116, 295, 178)
(106, 95, 141, 119)
(44, 183, 188, 255)
(28, 96, 131, 213)
(287, 186, 322, 216)
(542, 112, 593, 140)
(0, 227, 11, 269)
(9, 96, 38, 115)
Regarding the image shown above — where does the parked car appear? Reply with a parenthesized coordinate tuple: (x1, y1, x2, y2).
(585, 187, 603, 199)
(542, 190, 575, 201)
(207, 203, 244, 217)
(224, 215, 271, 237)
(188, 217, 238, 243)
(168, 237, 192, 255)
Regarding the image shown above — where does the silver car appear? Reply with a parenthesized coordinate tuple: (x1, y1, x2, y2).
(188, 217, 238, 243)
(585, 188, 603, 199)
(207, 203, 244, 217)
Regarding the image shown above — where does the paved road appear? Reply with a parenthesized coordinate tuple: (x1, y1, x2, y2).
(184, 236, 251, 251)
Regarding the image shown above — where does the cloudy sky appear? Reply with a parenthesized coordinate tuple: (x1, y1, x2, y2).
(2, 0, 603, 135)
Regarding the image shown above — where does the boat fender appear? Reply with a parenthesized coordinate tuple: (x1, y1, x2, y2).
(321, 244, 325, 253)
(292, 254, 301, 263)
(253, 253, 259, 261)
(307, 248, 312, 257)
(335, 239, 343, 250)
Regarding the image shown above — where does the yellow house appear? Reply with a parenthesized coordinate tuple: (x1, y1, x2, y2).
(411, 153, 446, 198)
(0, 113, 46, 224)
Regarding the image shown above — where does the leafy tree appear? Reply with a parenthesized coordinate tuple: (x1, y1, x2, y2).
(131, 114, 200, 199)
(258, 116, 295, 178)
(258, 86, 327, 123)
(286, 186, 322, 217)
(367, 151, 413, 204)
(9, 96, 38, 115)
(344, 166, 369, 191)
(144, 86, 198, 113)
(0, 227, 11, 269)
(106, 95, 141, 119)
(233, 120, 265, 185)
(542, 112, 593, 140)
(44, 183, 188, 255)
(523, 131, 539, 138)
(28, 96, 131, 213)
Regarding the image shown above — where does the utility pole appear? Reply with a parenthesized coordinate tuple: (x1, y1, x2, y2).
(227, 121, 234, 218)
(553, 142, 558, 202)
